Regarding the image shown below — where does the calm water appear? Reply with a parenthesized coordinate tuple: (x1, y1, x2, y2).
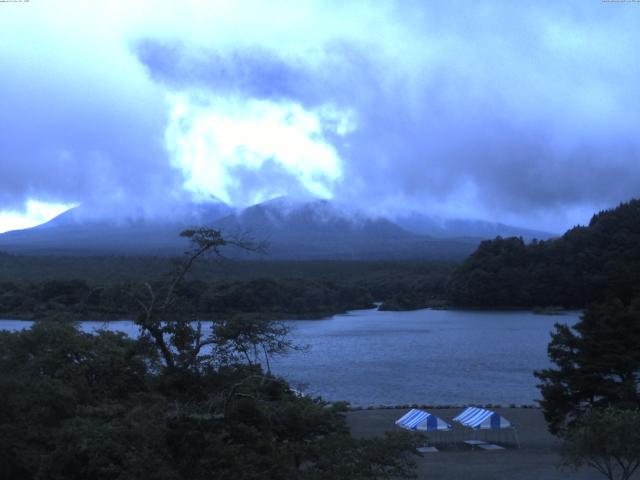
(0, 308, 580, 406)
(270, 308, 580, 406)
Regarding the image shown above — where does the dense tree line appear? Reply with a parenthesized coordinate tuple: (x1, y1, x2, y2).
(0, 260, 455, 320)
(0, 278, 375, 321)
(448, 199, 640, 308)
(0, 253, 455, 286)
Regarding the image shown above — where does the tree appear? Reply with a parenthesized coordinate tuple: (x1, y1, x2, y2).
(561, 407, 640, 480)
(535, 297, 640, 435)
(447, 199, 640, 308)
(0, 228, 420, 479)
(121, 227, 420, 479)
(212, 313, 301, 372)
(126, 228, 266, 373)
(0, 322, 149, 479)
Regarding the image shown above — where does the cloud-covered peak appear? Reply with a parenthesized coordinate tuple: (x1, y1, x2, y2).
(1, 1, 639, 233)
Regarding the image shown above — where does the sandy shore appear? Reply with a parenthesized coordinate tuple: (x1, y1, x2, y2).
(346, 407, 629, 480)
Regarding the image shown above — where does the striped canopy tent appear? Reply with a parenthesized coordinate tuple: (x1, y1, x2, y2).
(395, 409, 452, 431)
(453, 407, 512, 430)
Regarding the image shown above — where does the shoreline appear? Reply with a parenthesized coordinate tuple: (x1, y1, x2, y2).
(0, 304, 582, 323)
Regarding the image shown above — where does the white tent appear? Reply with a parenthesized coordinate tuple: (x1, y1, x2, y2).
(395, 409, 452, 431)
(453, 407, 512, 429)
(453, 407, 520, 448)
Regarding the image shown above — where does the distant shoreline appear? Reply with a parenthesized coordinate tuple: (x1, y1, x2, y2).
(0, 305, 582, 323)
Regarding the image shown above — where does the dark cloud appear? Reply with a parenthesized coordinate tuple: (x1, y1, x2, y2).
(132, 2, 640, 231)
(0, 42, 184, 217)
(134, 40, 307, 102)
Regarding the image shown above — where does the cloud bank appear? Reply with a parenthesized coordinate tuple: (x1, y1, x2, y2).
(1, 1, 639, 231)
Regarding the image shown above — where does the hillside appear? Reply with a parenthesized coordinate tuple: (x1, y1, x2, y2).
(0, 201, 232, 256)
(447, 199, 640, 307)
(0, 197, 480, 260)
(0, 196, 559, 261)
(211, 197, 479, 260)
(393, 213, 554, 240)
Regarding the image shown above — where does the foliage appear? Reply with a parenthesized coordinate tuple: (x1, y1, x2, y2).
(0, 228, 419, 479)
(0, 259, 458, 320)
(0, 323, 419, 479)
(535, 297, 640, 435)
(0, 252, 455, 287)
(561, 407, 640, 480)
(199, 277, 375, 318)
(0, 322, 151, 479)
(303, 430, 420, 480)
(448, 199, 640, 307)
(212, 314, 301, 372)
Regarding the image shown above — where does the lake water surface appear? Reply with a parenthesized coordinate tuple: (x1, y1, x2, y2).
(0, 308, 580, 406)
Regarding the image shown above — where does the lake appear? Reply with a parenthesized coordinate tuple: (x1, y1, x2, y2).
(0, 308, 580, 406)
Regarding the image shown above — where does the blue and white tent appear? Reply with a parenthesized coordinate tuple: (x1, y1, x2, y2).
(395, 409, 452, 431)
(453, 407, 512, 430)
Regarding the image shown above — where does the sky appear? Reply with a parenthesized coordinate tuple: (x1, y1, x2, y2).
(1, 0, 639, 233)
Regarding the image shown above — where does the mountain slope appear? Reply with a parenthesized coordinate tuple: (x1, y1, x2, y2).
(393, 212, 555, 240)
(211, 198, 478, 260)
(0, 201, 232, 255)
(1, 195, 557, 260)
(0, 197, 482, 260)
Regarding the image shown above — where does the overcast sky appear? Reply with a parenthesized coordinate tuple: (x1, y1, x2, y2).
(1, 0, 639, 233)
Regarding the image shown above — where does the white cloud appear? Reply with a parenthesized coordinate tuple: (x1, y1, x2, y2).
(0, 201, 77, 234)
(165, 93, 352, 205)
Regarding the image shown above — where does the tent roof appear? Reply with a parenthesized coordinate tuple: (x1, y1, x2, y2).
(395, 409, 452, 431)
(453, 407, 512, 430)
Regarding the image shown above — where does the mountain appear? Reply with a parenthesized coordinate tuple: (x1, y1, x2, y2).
(0, 196, 552, 260)
(447, 199, 640, 307)
(0, 200, 232, 256)
(210, 197, 478, 260)
(393, 212, 555, 240)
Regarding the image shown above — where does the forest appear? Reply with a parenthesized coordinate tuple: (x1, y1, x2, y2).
(0, 255, 454, 321)
(447, 199, 640, 308)
(1, 199, 639, 320)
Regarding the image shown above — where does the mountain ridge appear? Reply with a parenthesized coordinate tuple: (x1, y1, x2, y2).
(0, 196, 554, 260)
